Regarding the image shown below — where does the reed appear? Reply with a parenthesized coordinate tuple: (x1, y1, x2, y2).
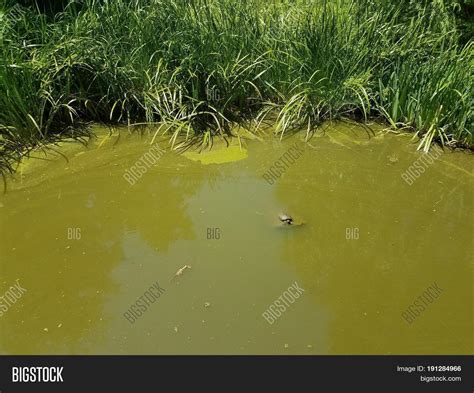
(0, 0, 472, 171)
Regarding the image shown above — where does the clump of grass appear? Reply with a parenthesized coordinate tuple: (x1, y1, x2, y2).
(0, 0, 472, 172)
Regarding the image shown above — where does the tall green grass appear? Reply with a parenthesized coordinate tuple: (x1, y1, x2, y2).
(0, 0, 472, 172)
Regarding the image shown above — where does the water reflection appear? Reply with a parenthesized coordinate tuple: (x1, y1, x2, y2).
(0, 124, 472, 354)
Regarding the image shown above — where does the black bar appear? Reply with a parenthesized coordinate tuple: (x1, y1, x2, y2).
(0, 355, 472, 392)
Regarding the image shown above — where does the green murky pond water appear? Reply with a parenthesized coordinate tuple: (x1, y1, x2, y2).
(0, 122, 472, 354)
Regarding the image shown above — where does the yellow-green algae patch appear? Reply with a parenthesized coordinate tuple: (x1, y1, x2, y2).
(182, 137, 248, 164)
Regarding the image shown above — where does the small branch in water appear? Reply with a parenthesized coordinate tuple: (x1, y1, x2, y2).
(170, 265, 192, 282)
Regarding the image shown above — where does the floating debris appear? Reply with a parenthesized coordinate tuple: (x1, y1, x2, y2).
(388, 155, 399, 163)
(170, 265, 192, 282)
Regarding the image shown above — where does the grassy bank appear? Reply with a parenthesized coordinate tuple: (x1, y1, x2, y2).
(0, 0, 472, 173)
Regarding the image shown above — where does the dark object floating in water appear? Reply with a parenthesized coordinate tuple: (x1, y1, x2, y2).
(279, 213, 294, 225)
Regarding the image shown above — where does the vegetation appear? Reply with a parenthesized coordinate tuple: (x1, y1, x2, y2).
(0, 0, 472, 173)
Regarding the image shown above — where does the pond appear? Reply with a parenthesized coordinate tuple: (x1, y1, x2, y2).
(0, 122, 472, 354)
